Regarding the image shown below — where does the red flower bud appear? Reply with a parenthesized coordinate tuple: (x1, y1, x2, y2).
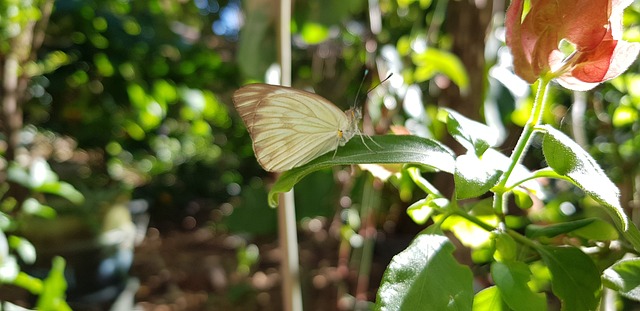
(506, 0, 640, 90)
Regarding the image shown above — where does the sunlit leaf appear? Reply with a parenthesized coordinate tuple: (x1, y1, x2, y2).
(454, 153, 502, 199)
(0, 231, 20, 284)
(35, 182, 84, 205)
(29, 159, 58, 188)
(8, 236, 36, 265)
(473, 286, 509, 311)
(493, 232, 517, 262)
(440, 214, 496, 249)
(540, 125, 640, 250)
(0, 231, 8, 260)
(419, 0, 433, 8)
(127, 83, 148, 110)
(406, 198, 431, 225)
(406, 196, 447, 225)
(412, 48, 469, 92)
(153, 79, 177, 105)
(513, 189, 533, 209)
(397, 36, 412, 56)
(12, 272, 43, 295)
(0, 255, 19, 283)
(123, 120, 145, 140)
(93, 53, 114, 77)
(21, 198, 57, 218)
(612, 105, 638, 127)
(603, 258, 640, 301)
(269, 135, 455, 207)
(442, 108, 498, 156)
(300, 22, 329, 45)
(397, 0, 417, 8)
(36, 257, 71, 311)
(376, 228, 473, 310)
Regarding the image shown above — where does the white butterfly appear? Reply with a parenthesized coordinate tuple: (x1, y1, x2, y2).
(233, 84, 366, 172)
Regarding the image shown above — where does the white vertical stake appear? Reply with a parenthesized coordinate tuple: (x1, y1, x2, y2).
(277, 0, 302, 310)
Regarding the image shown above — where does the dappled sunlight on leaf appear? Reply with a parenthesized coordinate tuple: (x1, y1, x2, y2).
(376, 229, 473, 311)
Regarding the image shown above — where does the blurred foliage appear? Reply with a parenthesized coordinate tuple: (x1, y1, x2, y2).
(34, 0, 239, 185)
(10, 0, 262, 229)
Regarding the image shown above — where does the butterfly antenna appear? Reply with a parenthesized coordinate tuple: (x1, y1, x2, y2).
(367, 73, 393, 94)
(352, 69, 370, 109)
(359, 72, 393, 149)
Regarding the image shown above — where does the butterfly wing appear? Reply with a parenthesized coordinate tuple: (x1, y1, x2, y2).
(233, 84, 351, 172)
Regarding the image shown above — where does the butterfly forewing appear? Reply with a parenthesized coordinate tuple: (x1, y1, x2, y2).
(233, 84, 353, 172)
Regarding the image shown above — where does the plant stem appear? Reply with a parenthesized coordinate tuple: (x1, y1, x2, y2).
(493, 77, 552, 215)
(407, 166, 443, 198)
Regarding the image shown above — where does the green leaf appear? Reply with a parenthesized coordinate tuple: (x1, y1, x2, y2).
(0, 255, 19, 283)
(612, 105, 638, 128)
(300, 22, 329, 44)
(440, 214, 496, 249)
(491, 261, 547, 311)
(473, 286, 508, 311)
(525, 218, 597, 239)
(406, 198, 431, 225)
(493, 232, 517, 262)
(571, 219, 618, 241)
(12, 272, 43, 294)
(406, 196, 448, 225)
(8, 236, 36, 265)
(0, 231, 19, 283)
(537, 246, 601, 311)
(35, 182, 84, 205)
(442, 108, 498, 156)
(36, 257, 72, 311)
(0, 230, 7, 258)
(412, 48, 469, 92)
(513, 189, 533, 209)
(269, 135, 455, 207)
(21, 198, 57, 219)
(454, 153, 502, 199)
(376, 229, 473, 311)
(603, 258, 640, 301)
(6, 164, 31, 188)
(540, 125, 629, 233)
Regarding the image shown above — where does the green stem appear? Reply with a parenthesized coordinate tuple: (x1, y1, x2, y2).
(407, 166, 443, 198)
(507, 228, 541, 251)
(493, 77, 552, 215)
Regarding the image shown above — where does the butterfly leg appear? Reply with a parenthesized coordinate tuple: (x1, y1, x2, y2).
(358, 134, 382, 151)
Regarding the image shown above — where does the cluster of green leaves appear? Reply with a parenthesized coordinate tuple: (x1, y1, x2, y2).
(268, 98, 640, 309)
(0, 158, 80, 310)
(28, 0, 240, 193)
